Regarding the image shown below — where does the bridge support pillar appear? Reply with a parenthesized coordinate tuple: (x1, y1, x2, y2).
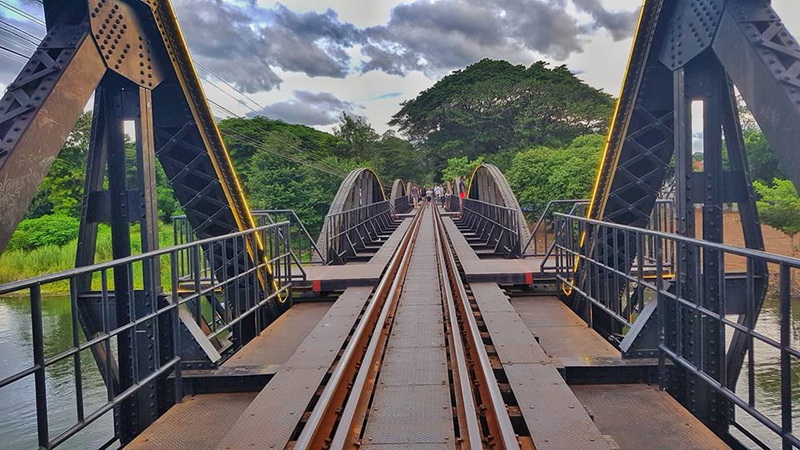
(73, 75, 167, 444)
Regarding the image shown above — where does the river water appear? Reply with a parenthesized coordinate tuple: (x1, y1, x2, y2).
(0, 293, 795, 449)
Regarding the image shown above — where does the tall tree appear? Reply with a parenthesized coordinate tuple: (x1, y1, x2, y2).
(334, 112, 380, 159)
(390, 59, 615, 172)
(754, 179, 800, 251)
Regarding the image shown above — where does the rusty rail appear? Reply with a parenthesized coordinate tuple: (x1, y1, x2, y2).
(433, 206, 522, 449)
(293, 206, 423, 448)
(292, 204, 522, 448)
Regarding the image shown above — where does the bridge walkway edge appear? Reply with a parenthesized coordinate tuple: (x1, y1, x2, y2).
(442, 215, 730, 449)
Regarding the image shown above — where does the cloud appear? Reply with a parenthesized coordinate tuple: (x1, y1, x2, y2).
(252, 90, 358, 126)
(572, 0, 640, 41)
(171, 0, 638, 91)
(360, 0, 638, 75)
(173, 0, 363, 92)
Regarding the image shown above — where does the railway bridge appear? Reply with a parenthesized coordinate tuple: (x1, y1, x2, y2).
(1, 0, 800, 449)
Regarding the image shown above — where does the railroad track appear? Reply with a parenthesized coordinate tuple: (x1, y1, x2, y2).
(287, 204, 534, 449)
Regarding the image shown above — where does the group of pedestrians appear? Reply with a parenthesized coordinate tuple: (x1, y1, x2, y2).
(409, 178, 468, 211)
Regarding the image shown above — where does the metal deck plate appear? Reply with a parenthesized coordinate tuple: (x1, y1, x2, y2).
(362, 384, 454, 446)
(216, 286, 374, 449)
(394, 303, 444, 321)
(469, 282, 517, 312)
(378, 346, 448, 387)
(511, 296, 621, 363)
(223, 302, 333, 368)
(389, 319, 445, 348)
(504, 363, 609, 449)
(572, 384, 729, 449)
(128, 392, 257, 449)
(362, 210, 455, 448)
(512, 296, 591, 328)
(479, 310, 549, 364)
(441, 217, 480, 261)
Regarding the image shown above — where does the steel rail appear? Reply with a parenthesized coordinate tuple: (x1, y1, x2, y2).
(434, 206, 521, 449)
(330, 205, 486, 448)
(327, 208, 421, 448)
(433, 207, 483, 448)
(293, 206, 424, 448)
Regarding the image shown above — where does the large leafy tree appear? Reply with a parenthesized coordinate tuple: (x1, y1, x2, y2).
(390, 59, 615, 172)
(27, 112, 93, 218)
(744, 129, 784, 184)
(507, 135, 604, 211)
(441, 156, 485, 184)
(754, 179, 800, 251)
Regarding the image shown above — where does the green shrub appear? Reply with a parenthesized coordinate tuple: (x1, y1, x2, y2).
(7, 215, 80, 250)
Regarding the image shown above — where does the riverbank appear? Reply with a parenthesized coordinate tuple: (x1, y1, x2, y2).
(0, 223, 174, 296)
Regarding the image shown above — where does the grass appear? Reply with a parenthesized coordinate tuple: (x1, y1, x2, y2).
(0, 223, 175, 295)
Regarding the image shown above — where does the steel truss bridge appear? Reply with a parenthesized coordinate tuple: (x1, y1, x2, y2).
(1, 0, 800, 448)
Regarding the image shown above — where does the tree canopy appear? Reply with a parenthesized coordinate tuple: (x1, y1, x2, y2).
(506, 134, 604, 211)
(754, 179, 800, 248)
(391, 59, 615, 174)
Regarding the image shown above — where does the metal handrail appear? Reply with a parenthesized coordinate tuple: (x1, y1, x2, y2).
(324, 201, 393, 264)
(0, 222, 293, 448)
(522, 199, 589, 256)
(251, 210, 324, 263)
(174, 209, 321, 272)
(551, 212, 798, 449)
(0, 222, 289, 293)
(391, 195, 412, 214)
(460, 198, 521, 258)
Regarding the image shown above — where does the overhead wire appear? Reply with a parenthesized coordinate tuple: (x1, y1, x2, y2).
(0, 42, 29, 59)
(194, 62, 352, 176)
(0, 1, 45, 27)
(0, 2, 352, 179)
(201, 78, 348, 175)
(0, 18, 41, 46)
(208, 99, 348, 178)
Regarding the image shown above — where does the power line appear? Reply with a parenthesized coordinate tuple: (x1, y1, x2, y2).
(195, 62, 351, 172)
(207, 99, 348, 177)
(200, 78, 347, 169)
(208, 99, 348, 178)
(0, 19, 41, 46)
(0, 42, 30, 59)
(0, 4, 353, 179)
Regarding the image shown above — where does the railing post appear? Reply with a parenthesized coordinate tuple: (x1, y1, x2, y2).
(655, 235, 666, 390)
(780, 264, 792, 450)
(31, 284, 49, 449)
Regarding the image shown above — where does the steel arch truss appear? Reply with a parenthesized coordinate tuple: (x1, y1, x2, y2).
(458, 164, 530, 258)
(389, 178, 412, 214)
(0, 0, 286, 442)
(317, 168, 397, 264)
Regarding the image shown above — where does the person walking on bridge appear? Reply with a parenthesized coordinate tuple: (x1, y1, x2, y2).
(411, 185, 420, 208)
(458, 178, 467, 212)
(434, 185, 443, 205)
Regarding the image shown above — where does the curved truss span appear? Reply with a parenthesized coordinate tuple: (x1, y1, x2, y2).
(467, 164, 532, 254)
(316, 168, 387, 263)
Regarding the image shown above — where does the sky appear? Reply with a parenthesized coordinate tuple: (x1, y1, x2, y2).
(0, 0, 799, 135)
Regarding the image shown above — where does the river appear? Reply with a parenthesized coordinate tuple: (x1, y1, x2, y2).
(0, 293, 795, 449)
